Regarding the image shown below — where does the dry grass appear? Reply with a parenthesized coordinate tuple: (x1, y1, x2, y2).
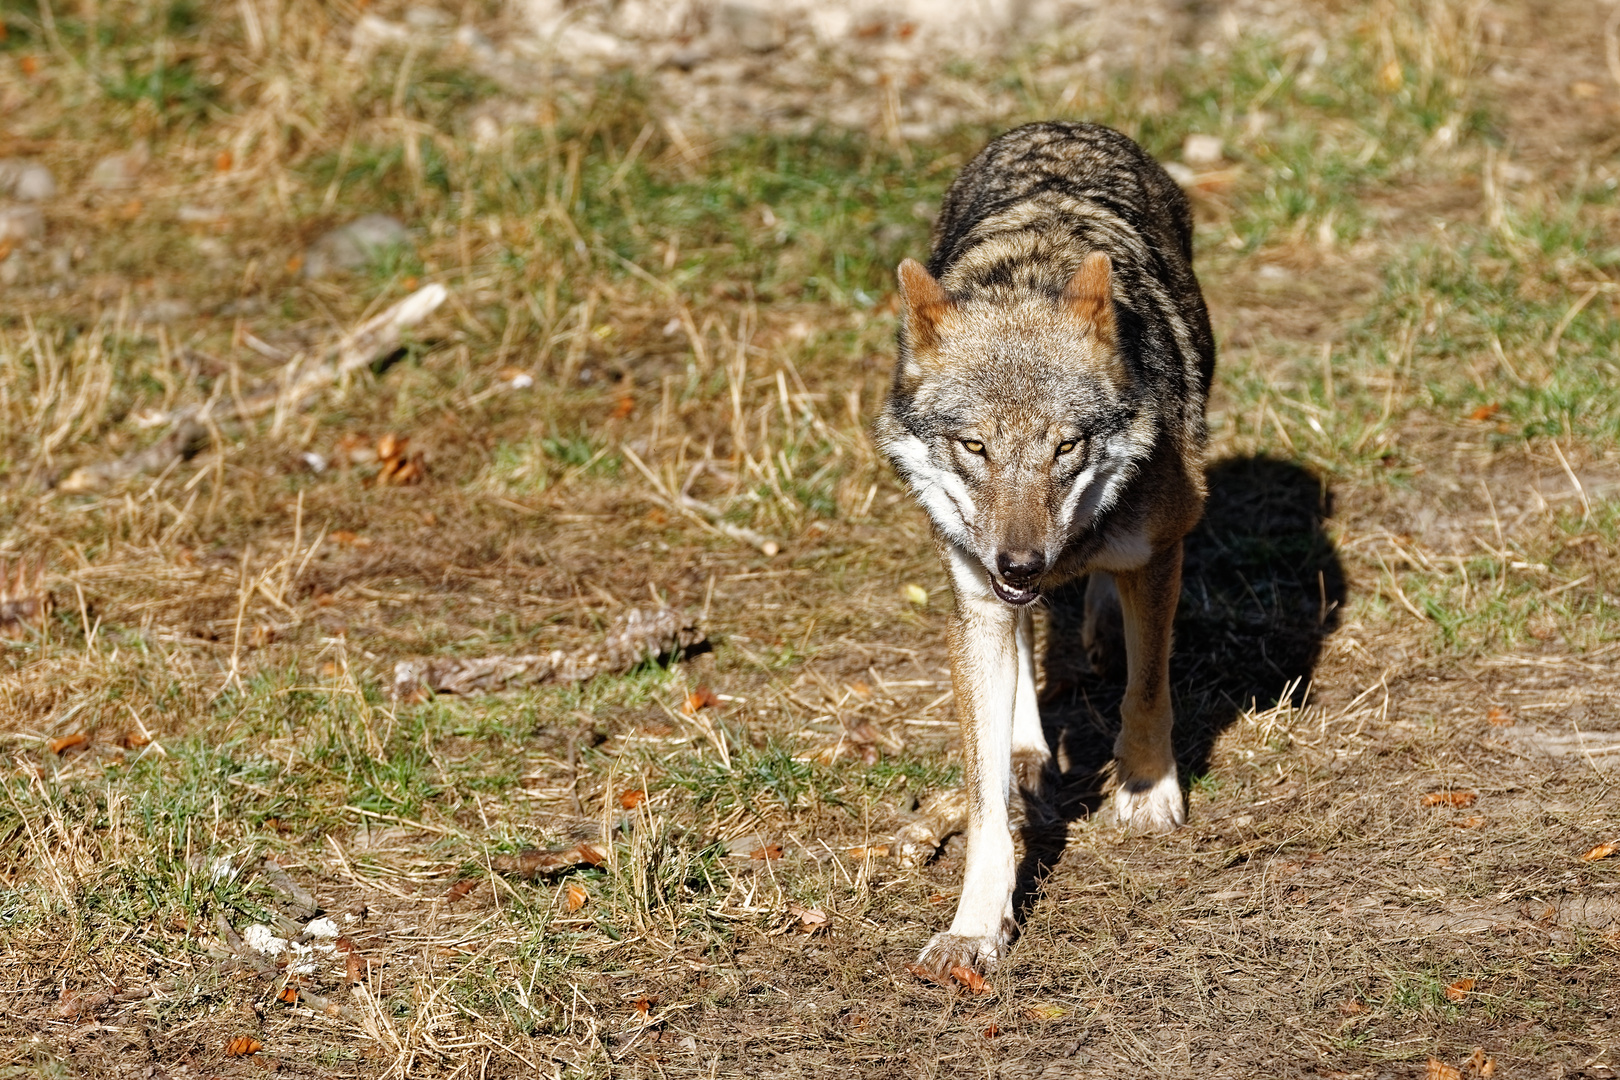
(2, 0, 1619, 1076)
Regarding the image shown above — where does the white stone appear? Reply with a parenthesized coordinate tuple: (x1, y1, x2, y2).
(302, 214, 411, 279)
(242, 924, 289, 956)
(0, 205, 44, 243)
(0, 160, 56, 201)
(1182, 133, 1224, 166)
(304, 916, 340, 938)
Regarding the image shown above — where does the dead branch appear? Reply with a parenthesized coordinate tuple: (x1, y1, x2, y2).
(56, 284, 448, 495)
(392, 605, 704, 700)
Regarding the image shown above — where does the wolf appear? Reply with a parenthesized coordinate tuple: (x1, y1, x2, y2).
(874, 121, 1215, 977)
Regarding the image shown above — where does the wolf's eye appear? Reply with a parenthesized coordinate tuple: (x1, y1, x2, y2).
(1055, 439, 1078, 457)
(961, 439, 985, 456)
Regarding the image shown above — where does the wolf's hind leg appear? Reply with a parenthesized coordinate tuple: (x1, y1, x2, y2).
(1081, 572, 1125, 678)
(1010, 606, 1053, 800)
(1106, 544, 1186, 833)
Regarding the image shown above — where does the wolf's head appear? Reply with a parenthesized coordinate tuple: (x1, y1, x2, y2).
(874, 253, 1157, 605)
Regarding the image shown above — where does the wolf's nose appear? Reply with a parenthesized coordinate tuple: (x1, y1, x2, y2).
(997, 550, 1045, 584)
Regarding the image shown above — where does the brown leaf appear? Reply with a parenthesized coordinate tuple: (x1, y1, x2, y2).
(1582, 841, 1619, 862)
(333, 936, 357, 954)
(682, 686, 721, 715)
(949, 965, 991, 994)
(611, 395, 635, 420)
(1444, 978, 1476, 1002)
(120, 730, 151, 749)
(1486, 705, 1511, 726)
(566, 882, 588, 912)
(787, 902, 829, 934)
(1422, 790, 1478, 808)
(226, 1036, 264, 1058)
(492, 844, 606, 878)
(748, 843, 783, 861)
(1451, 816, 1487, 829)
(56, 988, 114, 1018)
(214, 150, 233, 172)
(904, 962, 950, 986)
(1337, 997, 1367, 1016)
(847, 844, 889, 859)
(49, 733, 88, 755)
(444, 878, 478, 902)
(619, 789, 646, 810)
(276, 985, 297, 1004)
(376, 433, 407, 462)
(1468, 403, 1501, 421)
(1426, 1058, 1462, 1080)
(630, 996, 654, 1015)
(346, 952, 363, 986)
(982, 1024, 1001, 1038)
(328, 530, 371, 548)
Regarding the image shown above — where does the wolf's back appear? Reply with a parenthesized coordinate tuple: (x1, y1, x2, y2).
(928, 122, 1215, 416)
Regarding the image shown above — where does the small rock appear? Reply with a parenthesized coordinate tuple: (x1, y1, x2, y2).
(1182, 133, 1224, 166)
(241, 924, 289, 957)
(304, 916, 340, 939)
(714, 2, 786, 53)
(89, 144, 150, 190)
(302, 214, 411, 279)
(0, 159, 56, 201)
(0, 205, 44, 242)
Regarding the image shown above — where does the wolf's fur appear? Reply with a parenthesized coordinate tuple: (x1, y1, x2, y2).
(875, 122, 1215, 976)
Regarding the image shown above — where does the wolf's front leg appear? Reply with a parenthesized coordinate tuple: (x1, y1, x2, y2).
(1109, 541, 1186, 832)
(917, 544, 1021, 977)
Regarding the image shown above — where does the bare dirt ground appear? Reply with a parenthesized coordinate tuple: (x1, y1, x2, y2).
(1, 0, 1618, 1077)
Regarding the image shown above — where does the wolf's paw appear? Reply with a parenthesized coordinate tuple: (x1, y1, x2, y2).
(914, 921, 1015, 979)
(1105, 766, 1185, 834)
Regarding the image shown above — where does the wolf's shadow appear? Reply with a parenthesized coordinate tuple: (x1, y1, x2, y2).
(1014, 455, 1346, 912)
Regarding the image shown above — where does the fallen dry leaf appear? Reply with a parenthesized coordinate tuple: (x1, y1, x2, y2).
(346, 952, 363, 986)
(276, 985, 297, 1004)
(904, 962, 950, 986)
(902, 583, 928, 607)
(1337, 997, 1367, 1016)
(786, 902, 829, 934)
(748, 843, 784, 861)
(847, 844, 889, 859)
(982, 1024, 1001, 1038)
(611, 395, 635, 419)
(682, 686, 721, 715)
(328, 530, 371, 548)
(1422, 790, 1478, 808)
(1444, 978, 1476, 1002)
(630, 996, 654, 1015)
(1377, 57, 1404, 92)
(1468, 402, 1501, 421)
(1582, 841, 1619, 862)
(214, 150, 233, 172)
(444, 878, 477, 902)
(49, 733, 88, 755)
(566, 882, 588, 912)
(1026, 1002, 1065, 1020)
(226, 1036, 264, 1058)
(492, 844, 606, 878)
(1451, 816, 1487, 829)
(619, 789, 646, 810)
(949, 965, 991, 994)
(1426, 1057, 1462, 1080)
(1486, 705, 1511, 726)
(119, 730, 151, 750)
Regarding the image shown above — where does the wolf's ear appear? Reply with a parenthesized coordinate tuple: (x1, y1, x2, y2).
(897, 258, 954, 355)
(1063, 252, 1116, 344)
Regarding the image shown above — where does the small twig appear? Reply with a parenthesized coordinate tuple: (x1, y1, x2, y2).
(621, 443, 779, 556)
(1548, 439, 1592, 524)
(1543, 284, 1600, 358)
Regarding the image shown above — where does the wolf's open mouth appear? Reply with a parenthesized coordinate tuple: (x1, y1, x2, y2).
(990, 579, 1039, 606)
